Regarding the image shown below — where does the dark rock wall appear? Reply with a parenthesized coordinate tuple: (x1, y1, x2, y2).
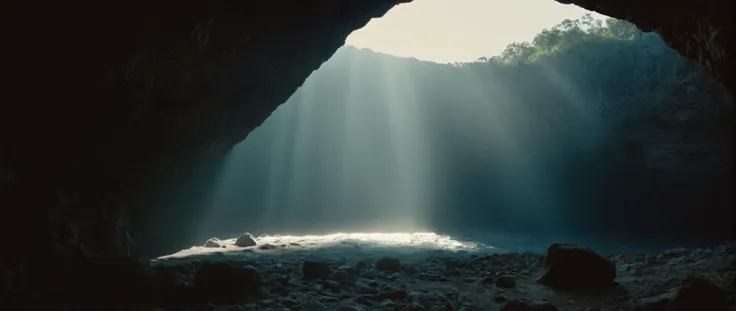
(0, 0, 408, 259)
(0, 0, 732, 263)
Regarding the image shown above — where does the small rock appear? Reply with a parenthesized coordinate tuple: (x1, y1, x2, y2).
(375, 257, 401, 272)
(302, 261, 331, 280)
(258, 243, 277, 250)
(234, 233, 257, 247)
(536, 243, 616, 289)
(495, 275, 516, 288)
(204, 238, 224, 248)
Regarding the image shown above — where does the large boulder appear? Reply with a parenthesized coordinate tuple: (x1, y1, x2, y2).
(536, 243, 616, 289)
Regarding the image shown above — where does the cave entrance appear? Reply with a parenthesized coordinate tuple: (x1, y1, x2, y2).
(164, 0, 733, 259)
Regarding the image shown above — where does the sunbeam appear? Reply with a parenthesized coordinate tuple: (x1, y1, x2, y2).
(191, 0, 732, 264)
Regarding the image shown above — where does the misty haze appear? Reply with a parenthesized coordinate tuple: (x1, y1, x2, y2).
(191, 16, 732, 244)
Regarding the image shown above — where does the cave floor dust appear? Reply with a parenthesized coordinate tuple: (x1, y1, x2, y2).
(153, 233, 735, 311)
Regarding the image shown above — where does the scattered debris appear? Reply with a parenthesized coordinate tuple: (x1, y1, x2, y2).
(147, 238, 734, 311)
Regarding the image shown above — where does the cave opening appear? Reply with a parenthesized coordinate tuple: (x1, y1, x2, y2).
(170, 0, 733, 260)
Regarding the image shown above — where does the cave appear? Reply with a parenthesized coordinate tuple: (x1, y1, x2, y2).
(0, 0, 734, 308)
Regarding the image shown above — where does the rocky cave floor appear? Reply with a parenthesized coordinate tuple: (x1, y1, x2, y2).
(144, 233, 736, 311)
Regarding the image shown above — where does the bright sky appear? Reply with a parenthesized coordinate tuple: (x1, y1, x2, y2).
(345, 0, 607, 63)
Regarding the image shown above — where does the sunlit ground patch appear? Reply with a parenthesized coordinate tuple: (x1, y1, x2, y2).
(157, 232, 493, 260)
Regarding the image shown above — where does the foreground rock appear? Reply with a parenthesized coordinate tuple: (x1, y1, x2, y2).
(145, 240, 734, 311)
(194, 261, 262, 304)
(302, 260, 332, 280)
(537, 243, 616, 289)
(666, 277, 731, 311)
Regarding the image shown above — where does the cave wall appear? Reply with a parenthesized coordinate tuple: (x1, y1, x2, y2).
(0, 0, 409, 260)
(559, 0, 734, 92)
(0, 0, 733, 261)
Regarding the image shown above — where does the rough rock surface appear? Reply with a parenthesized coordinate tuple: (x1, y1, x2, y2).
(665, 276, 731, 311)
(51, 241, 730, 310)
(193, 261, 262, 304)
